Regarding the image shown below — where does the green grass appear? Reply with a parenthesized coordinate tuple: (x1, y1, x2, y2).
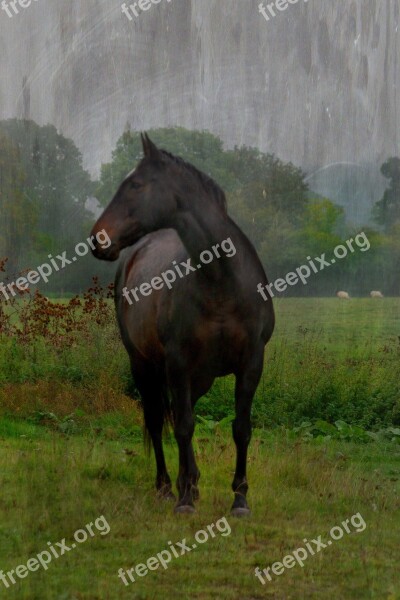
(0, 418, 399, 599)
(0, 298, 399, 598)
(200, 298, 400, 428)
(1, 298, 400, 429)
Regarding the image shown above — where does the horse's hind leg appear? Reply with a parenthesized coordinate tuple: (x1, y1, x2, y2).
(133, 368, 174, 500)
(143, 390, 175, 500)
(231, 351, 264, 517)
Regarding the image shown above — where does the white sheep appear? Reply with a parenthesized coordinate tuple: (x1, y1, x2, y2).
(370, 291, 384, 298)
(336, 291, 350, 299)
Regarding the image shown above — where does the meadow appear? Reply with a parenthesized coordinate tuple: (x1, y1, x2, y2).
(0, 297, 399, 598)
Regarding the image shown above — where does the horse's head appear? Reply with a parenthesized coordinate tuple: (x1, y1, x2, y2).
(90, 134, 177, 261)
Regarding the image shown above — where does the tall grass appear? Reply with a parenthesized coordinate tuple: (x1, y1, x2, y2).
(0, 298, 399, 430)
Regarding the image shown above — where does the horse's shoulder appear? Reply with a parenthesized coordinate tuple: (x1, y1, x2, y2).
(119, 229, 186, 284)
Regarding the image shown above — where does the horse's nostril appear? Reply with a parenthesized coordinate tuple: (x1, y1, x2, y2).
(91, 240, 120, 262)
(91, 240, 106, 259)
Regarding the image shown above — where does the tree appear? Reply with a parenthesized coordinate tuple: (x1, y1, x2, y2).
(227, 158, 309, 273)
(301, 199, 345, 256)
(96, 127, 232, 206)
(373, 157, 400, 231)
(225, 146, 309, 220)
(0, 129, 37, 271)
(0, 120, 110, 295)
(0, 119, 95, 253)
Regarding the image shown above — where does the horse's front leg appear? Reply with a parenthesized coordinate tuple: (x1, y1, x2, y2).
(231, 351, 264, 517)
(168, 367, 200, 513)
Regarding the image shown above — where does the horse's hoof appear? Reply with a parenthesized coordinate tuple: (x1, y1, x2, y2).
(174, 504, 196, 514)
(231, 506, 251, 517)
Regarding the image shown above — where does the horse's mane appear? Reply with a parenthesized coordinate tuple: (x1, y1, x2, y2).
(159, 149, 228, 216)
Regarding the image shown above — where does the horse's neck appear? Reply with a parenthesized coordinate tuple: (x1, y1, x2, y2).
(172, 203, 245, 285)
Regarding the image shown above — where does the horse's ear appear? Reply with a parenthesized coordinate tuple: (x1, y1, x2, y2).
(141, 132, 161, 160)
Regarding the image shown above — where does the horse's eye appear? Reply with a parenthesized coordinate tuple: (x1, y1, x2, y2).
(130, 180, 143, 190)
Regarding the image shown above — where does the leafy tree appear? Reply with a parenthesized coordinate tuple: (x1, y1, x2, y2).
(0, 120, 113, 295)
(228, 183, 303, 273)
(301, 199, 345, 256)
(227, 159, 309, 274)
(373, 157, 400, 231)
(225, 146, 309, 221)
(97, 127, 233, 206)
(372, 225, 400, 295)
(0, 129, 37, 271)
(0, 119, 94, 252)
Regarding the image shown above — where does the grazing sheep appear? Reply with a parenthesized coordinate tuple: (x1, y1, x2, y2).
(370, 291, 384, 298)
(336, 291, 350, 299)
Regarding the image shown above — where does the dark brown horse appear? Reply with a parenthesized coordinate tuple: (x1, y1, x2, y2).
(90, 134, 274, 516)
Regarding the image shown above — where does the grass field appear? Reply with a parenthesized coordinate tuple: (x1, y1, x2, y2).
(0, 298, 399, 598)
(1, 298, 399, 429)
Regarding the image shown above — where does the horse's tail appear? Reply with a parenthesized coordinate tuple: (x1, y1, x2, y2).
(161, 381, 174, 431)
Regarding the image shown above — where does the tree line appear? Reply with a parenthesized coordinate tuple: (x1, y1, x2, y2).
(0, 120, 399, 296)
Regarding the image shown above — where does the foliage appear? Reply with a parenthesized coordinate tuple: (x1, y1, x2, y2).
(301, 199, 345, 251)
(0, 119, 94, 243)
(0, 266, 114, 348)
(0, 119, 99, 290)
(96, 126, 233, 206)
(0, 129, 37, 271)
(373, 156, 400, 230)
(2, 120, 400, 297)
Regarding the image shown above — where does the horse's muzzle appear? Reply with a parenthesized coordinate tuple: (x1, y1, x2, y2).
(91, 242, 120, 261)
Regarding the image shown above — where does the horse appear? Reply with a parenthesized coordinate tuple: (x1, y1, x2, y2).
(90, 133, 275, 516)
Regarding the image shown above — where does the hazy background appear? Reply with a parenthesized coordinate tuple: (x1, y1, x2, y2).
(0, 0, 399, 219)
(0, 0, 399, 293)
